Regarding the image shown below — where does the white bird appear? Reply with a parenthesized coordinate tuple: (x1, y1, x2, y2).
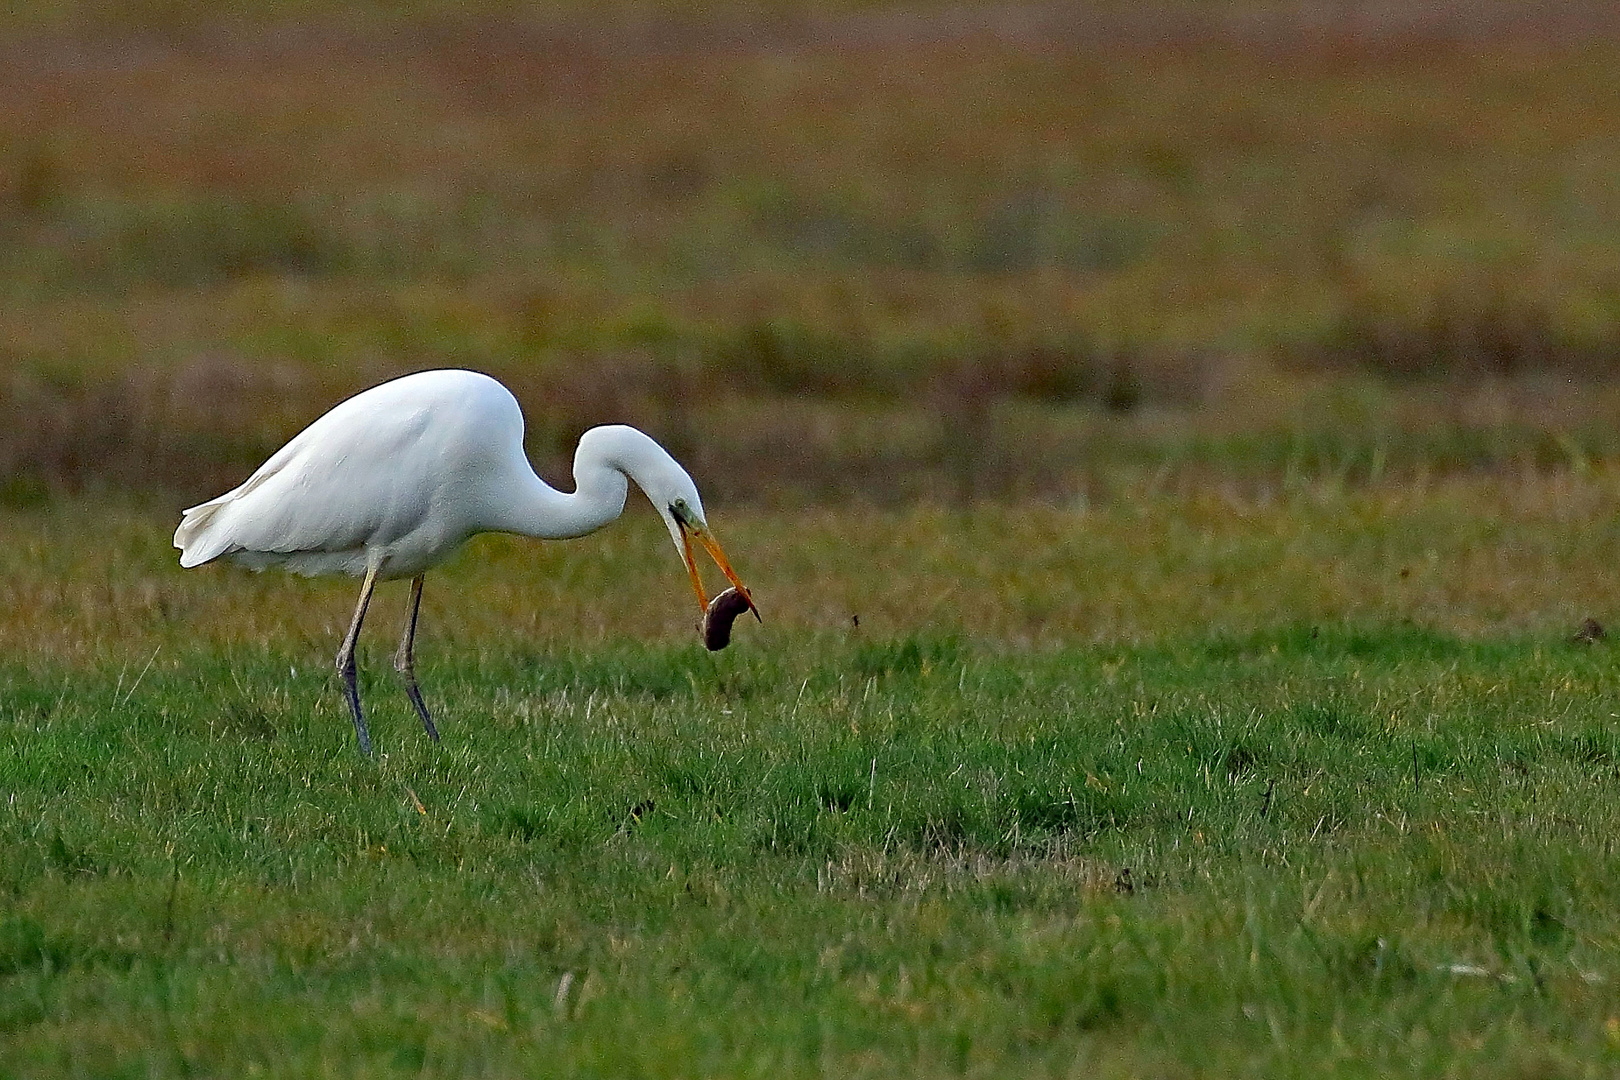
(174, 368, 756, 754)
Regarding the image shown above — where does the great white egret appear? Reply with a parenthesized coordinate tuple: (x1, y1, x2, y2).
(173, 368, 757, 754)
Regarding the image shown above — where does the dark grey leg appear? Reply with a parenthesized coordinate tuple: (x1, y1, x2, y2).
(335, 564, 380, 755)
(394, 574, 439, 742)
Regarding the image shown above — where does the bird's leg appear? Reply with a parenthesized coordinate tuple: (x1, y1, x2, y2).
(335, 564, 380, 755)
(393, 574, 439, 742)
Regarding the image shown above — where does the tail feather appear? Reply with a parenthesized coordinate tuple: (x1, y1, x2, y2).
(174, 498, 239, 568)
(174, 444, 294, 568)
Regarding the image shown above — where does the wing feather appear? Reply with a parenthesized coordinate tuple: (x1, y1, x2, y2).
(174, 399, 435, 569)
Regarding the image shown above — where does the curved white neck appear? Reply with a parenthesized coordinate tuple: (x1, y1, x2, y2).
(484, 425, 690, 543)
(497, 456, 629, 541)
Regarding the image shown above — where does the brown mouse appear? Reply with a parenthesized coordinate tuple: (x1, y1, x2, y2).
(702, 587, 758, 650)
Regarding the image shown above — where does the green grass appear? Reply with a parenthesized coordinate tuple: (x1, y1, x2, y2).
(6, 627, 1620, 1076)
(7, 489, 1620, 1075)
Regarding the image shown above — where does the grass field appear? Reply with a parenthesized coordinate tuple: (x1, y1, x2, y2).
(7, 479, 1620, 1076)
(8, 1, 1620, 1074)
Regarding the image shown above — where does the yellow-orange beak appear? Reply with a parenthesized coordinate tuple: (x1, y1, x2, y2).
(679, 520, 759, 620)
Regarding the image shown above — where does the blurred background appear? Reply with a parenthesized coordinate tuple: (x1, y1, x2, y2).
(3, 0, 1620, 508)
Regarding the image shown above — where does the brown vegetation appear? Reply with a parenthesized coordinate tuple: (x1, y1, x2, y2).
(2, 2, 1619, 501)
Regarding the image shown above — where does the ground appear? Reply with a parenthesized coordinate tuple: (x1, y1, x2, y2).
(5, 483, 1620, 1076)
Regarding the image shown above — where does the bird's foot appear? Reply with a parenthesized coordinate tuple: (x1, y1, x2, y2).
(403, 678, 440, 742)
(339, 657, 373, 755)
(393, 655, 440, 742)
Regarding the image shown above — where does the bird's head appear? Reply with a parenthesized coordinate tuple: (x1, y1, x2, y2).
(662, 493, 757, 622)
(594, 425, 758, 620)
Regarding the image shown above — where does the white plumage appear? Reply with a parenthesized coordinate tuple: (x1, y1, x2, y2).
(175, 368, 755, 753)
